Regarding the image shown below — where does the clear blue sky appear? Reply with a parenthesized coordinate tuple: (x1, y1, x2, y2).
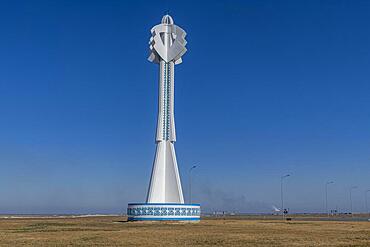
(0, 0, 369, 214)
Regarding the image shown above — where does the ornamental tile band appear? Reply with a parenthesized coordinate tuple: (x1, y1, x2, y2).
(127, 204, 201, 221)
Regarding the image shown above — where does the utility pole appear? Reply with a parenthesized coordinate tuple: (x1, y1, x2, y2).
(281, 174, 290, 220)
(365, 189, 370, 216)
(325, 181, 334, 216)
(349, 186, 358, 217)
(189, 165, 197, 204)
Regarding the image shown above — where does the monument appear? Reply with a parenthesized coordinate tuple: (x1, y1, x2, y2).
(127, 15, 201, 221)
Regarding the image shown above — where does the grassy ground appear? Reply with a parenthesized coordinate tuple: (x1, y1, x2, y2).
(0, 216, 369, 246)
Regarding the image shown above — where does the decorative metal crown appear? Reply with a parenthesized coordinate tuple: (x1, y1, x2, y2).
(148, 15, 187, 65)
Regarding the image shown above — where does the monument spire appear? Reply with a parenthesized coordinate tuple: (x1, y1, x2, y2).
(127, 15, 200, 221)
(146, 14, 186, 203)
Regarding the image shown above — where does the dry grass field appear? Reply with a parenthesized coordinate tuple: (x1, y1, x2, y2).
(0, 216, 369, 246)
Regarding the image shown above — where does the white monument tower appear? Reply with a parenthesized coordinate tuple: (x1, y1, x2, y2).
(127, 15, 200, 221)
(146, 14, 185, 204)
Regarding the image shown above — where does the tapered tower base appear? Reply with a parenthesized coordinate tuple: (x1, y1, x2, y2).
(146, 141, 184, 203)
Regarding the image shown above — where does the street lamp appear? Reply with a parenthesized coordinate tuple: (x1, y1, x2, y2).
(189, 165, 197, 204)
(281, 174, 290, 220)
(365, 189, 370, 216)
(349, 186, 358, 217)
(325, 181, 334, 216)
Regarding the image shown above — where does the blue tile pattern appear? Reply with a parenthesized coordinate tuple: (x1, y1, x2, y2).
(127, 206, 201, 217)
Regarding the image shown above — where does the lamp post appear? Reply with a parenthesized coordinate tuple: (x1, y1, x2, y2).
(325, 181, 334, 216)
(365, 189, 370, 216)
(281, 174, 290, 220)
(349, 186, 358, 217)
(189, 165, 197, 204)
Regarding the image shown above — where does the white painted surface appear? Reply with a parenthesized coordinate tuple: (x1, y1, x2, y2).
(146, 15, 187, 204)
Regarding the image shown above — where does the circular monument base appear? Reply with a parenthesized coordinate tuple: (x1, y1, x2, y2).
(127, 203, 200, 221)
